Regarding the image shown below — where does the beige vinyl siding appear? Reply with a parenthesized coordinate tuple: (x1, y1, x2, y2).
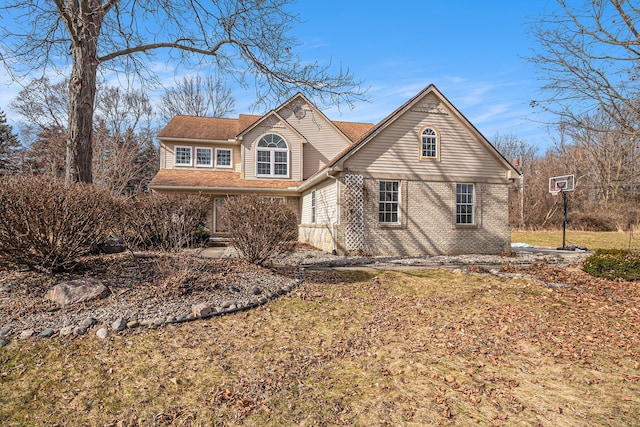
(300, 179, 338, 224)
(344, 98, 508, 180)
(279, 102, 350, 179)
(242, 124, 303, 181)
(161, 143, 174, 169)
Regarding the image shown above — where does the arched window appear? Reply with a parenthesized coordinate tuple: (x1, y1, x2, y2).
(256, 134, 289, 177)
(421, 127, 439, 160)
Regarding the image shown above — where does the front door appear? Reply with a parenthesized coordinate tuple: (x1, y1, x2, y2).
(214, 198, 227, 233)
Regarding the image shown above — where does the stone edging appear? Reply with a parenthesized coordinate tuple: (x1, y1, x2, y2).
(0, 270, 305, 348)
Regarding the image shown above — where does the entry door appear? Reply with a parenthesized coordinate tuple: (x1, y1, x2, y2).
(214, 198, 227, 233)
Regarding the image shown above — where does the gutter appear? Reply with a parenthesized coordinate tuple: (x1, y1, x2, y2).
(148, 185, 300, 195)
(296, 167, 339, 192)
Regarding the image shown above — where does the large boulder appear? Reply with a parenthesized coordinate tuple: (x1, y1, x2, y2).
(45, 278, 109, 306)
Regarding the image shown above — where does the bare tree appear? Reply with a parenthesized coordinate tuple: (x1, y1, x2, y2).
(0, 0, 364, 184)
(530, 0, 640, 137)
(557, 111, 640, 202)
(492, 133, 538, 228)
(13, 78, 158, 194)
(160, 74, 235, 122)
(10, 77, 69, 135)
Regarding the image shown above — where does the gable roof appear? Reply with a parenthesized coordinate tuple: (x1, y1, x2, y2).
(158, 115, 261, 141)
(156, 98, 372, 144)
(333, 121, 375, 143)
(297, 84, 520, 191)
(325, 84, 518, 174)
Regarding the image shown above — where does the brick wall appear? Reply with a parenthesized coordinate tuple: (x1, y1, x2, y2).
(337, 178, 511, 256)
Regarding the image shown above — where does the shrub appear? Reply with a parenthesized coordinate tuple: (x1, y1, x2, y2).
(0, 174, 117, 273)
(582, 249, 640, 281)
(117, 192, 210, 252)
(219, 195, 298, 266)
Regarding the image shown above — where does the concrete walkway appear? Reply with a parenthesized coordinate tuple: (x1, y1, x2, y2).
(194, 245, 589, 270)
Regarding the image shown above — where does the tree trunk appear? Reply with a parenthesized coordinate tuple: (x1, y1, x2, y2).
(66, 45, 98, 184)
(65, 2, 103, 184)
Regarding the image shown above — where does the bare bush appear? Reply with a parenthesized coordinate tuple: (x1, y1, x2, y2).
(219, 195, 298, 266)
(0, 175, 116, 272)
(117, 193, 210, 252)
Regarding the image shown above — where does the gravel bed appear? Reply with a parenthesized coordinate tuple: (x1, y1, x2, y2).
(0, 246, 588, 346)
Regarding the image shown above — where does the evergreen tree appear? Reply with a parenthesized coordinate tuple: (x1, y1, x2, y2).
(0, 109, 20, 173)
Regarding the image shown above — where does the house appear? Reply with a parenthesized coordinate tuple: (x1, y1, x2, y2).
(148, 84, 519, 256)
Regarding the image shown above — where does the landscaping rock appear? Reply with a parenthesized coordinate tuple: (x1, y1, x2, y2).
(221, 300, 234, 309)
(111, 318, 127, 331)
(73, 326, 87, 335)
(0, 326, 11, 338)
(251, 286, 262, 295)
(192, 303, 212, 317)
(96, 327, 109, 339)
(38, 328, 55, 338)
(45, 279, 108, 306)
(126, 320, 139, 329)
(81, 317, 98, 329)
(98, 236, 126, 254)
(59, 326, 74, 337)
(0, 338, 9, 347)
(20, 329, 35, 339)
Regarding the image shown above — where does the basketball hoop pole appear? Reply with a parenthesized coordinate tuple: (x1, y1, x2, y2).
(556, 181, 569, 250)
(549, 174, 574, 250)
(561, 188, 568, 250)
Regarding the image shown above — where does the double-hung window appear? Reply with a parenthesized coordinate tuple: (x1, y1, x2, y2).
(196, 147, 212, 167)
(175, 146, 192, 166)
(310, 190, 317, 223)
(420, 127, 439, 160)
(215, 148, 232, 168)
(456, 183, 475, 225)
(379, 181, 400, 224)
(256, 134, 289, 177)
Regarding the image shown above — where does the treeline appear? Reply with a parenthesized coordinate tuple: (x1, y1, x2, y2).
(496, 115, 640, 231)
(0, 74, 235, 196)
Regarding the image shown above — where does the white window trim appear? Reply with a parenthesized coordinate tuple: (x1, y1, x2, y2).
(174, 145, 193, 167)
(255, 146, 290, 178)
(214, 148, 233, 169)
(455, 183, 475, 225)
(420, 126, 440, 160)
(311, 190, 317, 223)
(378, 180, 401, 225)
(195, 147, 213, 167)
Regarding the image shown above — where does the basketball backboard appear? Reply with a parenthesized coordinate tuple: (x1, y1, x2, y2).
(549, 174, 575, 195)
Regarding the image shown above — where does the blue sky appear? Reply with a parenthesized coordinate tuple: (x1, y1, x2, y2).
(0, 0, 561, 153)
(272, 0, 558, 153)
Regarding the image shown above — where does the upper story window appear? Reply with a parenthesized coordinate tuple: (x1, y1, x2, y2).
(215, 148, 232, 168)
(175, 146, 192, 166)
(196, 147, 212, 167)
(420, 127, 439, 160)
(456, 183, 475, 225)
(256, 134, 289, 178)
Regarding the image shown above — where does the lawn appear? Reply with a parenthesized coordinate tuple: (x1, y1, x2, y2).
(1, 266, 638, 426)
(512, 230, 640, 251)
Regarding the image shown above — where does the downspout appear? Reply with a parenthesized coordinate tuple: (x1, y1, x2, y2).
(326, 169, 340, 255)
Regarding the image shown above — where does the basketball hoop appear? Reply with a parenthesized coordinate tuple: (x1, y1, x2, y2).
(549, 174, 576, 250)
(549, 174, 575, 195)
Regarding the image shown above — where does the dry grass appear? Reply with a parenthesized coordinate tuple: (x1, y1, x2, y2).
(512, 230, 640, 251)
(1, 268, 639, 426)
